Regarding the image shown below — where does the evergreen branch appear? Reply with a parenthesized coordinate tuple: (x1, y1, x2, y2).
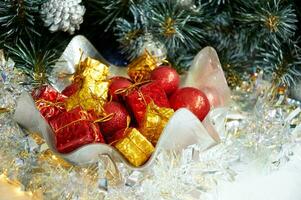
(218, 47, 250, 88)
(235, 0, 297, 53)
(0, 0, 44, 44)
(146, 0, 206, 54)
(168, 50, 194, 73)
(4, 35, 65, 84)
(114, 18, 145, 61)
(256, 39, 301, 87)
(85, 0, 144, 32)
(204, 11, 236, 51)
(200, 0, 230, 6)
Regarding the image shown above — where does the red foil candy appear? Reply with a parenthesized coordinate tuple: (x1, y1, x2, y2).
(125, 81, 170, 126)
(49, 107, 105, 153)
(32, 85, 67, 121)
(61, 82, 81, 97)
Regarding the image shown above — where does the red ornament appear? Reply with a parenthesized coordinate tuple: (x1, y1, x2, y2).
(150, 66, 180, 96)
(169, 87, 210, 121)
(99, 101, 129, 137)
(200, 87, 220, 109)
(32, 85, 67, 121)
(62, 82, 80, 97)
(125, 81, 170, 125)
(108, 76, 132, 101)
(105, 128, 127, 144)
(49, 107, 105, 153)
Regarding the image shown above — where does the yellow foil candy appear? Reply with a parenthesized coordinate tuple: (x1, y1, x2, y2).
(115, 128, 155, 167)
(140, 101, 174, 145)
(81, 57, 109, 82)
(66, 57, 109, 114)
(127, 50, 157, 82)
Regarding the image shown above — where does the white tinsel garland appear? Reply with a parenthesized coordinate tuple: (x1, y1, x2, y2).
(1, 49, 301, 199)
(40, 0, 86, 34)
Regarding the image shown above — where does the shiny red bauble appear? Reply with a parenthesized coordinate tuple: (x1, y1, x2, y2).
(108, 76, 132, 101)
(150, 66, 180, 96)
(105, 128, 127, 144)
(99, 101, 129, 137)
(169, 87, 210, 121)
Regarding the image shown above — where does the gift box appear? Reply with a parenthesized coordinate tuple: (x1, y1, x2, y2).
(65, 57, 110, 114)
(65, 82, 109, 114)
(127, 50, 157, 82)
(62, 82, 80, 97)
(14, 36, 225, 170)
(32, 85, 67, 121)
(113, 128, 155, 167)
(49, 107, 105, 153)
(32, 85, 66, 102)
(125, 81, 170, 125)
(139, 101, 174, 145)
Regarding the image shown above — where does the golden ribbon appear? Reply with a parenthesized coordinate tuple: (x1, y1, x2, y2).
(0, 107, 10, 113)
(114, 80, 151, 96)
(35, 99, 65, 111)
(114, 80, 152, 110)
(54, 110, 114, 134)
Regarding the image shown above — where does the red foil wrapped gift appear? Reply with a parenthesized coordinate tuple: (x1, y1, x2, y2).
(61, 82, 81, 97)
(49, 107, 105, 153)
(32, 85, 67, 121)
(125, 81, 170, 126)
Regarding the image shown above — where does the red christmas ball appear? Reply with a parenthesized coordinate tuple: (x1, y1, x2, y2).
(169, 87, 210, 121)
(99, 101, 129, 137)
(106, 128, 127, 144)
(201, 87, 221, 108)
(109, 76, 132, 101)
(150, 66, 180, 96)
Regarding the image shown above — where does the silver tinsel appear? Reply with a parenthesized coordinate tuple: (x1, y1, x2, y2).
(1, 49, 301, 199)
(40, 0, 86, 34)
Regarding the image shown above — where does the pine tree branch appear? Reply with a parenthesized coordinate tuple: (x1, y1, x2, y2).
(256, 39, 301, 86)
(235, 0, 297, 54)
(4, 33, 68, 84)
(114, 17, 145, 61)
(0, 0, 44, 45)
(85, 0, 144, 32)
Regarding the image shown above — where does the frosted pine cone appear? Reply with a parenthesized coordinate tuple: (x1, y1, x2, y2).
(40, 0, 85, 34)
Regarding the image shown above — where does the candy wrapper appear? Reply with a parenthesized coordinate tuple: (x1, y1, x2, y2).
(32, 85, 67, 121)
(114, 128, 155, 167)
(49, 107, 105, 153)
(140, 101, 174, 145)
(125, 81, 170, 125)
(65, 57, 109, 114)
(127, 50, 157, 82)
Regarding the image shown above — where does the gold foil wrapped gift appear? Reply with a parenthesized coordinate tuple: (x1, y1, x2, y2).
(127, 50, 157, 82)
(115, 128, 155, 167)
(140, 101, 174, 145)
(66, 57, 109, 114)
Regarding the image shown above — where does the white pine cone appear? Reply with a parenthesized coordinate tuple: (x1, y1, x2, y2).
(40, 0, 86, 34)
